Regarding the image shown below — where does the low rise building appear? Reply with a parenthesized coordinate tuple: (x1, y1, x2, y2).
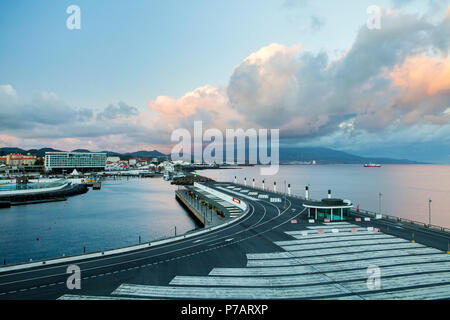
(106, 156, 120, 163)
(6, 153, 37, 166)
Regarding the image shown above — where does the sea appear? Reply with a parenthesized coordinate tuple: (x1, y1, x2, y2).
(1, 164, 449, 265)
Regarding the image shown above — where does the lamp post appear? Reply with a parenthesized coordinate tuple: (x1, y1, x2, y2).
(378, 192, 382, 215)
(429, 198, 432, 226)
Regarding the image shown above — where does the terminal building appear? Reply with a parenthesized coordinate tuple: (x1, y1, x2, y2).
(45, 152, 107, 173)
(302, 188, 353, 221)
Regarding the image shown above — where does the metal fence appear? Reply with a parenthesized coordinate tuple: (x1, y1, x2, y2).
(231, 181, 450, 234)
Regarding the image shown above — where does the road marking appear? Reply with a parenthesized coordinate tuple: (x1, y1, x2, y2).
(112, 283, 353, 299)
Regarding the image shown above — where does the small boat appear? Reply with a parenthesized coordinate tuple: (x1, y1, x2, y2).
(364, 163, 381, 167)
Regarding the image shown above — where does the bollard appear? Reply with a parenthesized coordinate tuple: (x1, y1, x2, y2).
(273, 181, 277, 193)
(411, 233, 415, 243)
(83, 246, 86, 254)
(139, 235, 141, 244)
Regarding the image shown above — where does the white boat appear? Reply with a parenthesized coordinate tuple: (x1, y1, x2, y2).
(364, 163, 381, 167)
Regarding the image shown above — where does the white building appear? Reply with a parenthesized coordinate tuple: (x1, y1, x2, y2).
(106, 156, 120, 163)
(45, 152, 106, 172)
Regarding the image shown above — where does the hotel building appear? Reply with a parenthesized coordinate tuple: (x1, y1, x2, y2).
(45, 152, 107, 173)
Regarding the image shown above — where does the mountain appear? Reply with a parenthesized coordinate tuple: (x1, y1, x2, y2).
(0, 147, 62, 157)
(125, 150, 167, 158)
(279, 147, 424, 164)
(0, 146, 424, 164)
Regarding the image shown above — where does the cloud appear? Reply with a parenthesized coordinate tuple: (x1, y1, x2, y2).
(310, 15, 325, 32)
(1, 6, 450, 159)
(97, 101, 139, 120)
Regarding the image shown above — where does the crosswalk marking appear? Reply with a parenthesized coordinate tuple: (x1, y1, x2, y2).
(307, 225, 359, 229)
(111, 283, 353, 299)
(360, 283, 450, 300)
(286, 230, 382, 238)
(276, 234, 394, 246)
(247, 248, 442, 266)
(279, 238, 408, 251)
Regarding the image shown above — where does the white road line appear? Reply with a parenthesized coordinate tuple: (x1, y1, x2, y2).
(170, 273, 329, 287)
(58, 294, 147, 300)
(340, 271, 450, 293)
(279, 238, 407, 251)
(306, 225, 360, 229)
(276, 234, 394, 245)
(360, 283, 450, 300)
(246, 251, 450, 272)
(284, 242, 426, 256)
(112, 283, 353, 299)
(286, 230, 377, 238)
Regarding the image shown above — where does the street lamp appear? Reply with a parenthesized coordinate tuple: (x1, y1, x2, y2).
(378, 192, 382, 215)
(429, 198, 432, 226)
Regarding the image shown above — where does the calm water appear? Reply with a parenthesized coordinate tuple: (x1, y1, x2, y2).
(0, 178, 197, 265)
(2, 165, 449, 265)
(201, 165, 450, 228)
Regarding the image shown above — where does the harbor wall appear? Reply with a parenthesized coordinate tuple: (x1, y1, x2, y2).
(193, 182, 247, 211)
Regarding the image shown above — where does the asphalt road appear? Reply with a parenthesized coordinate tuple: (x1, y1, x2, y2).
(0, 182, 306, 299)
(1, 182, 449, 300)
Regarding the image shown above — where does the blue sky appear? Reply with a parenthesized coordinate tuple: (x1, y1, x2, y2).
(0, 0, 449, 162)
(0, 0, 420, 109)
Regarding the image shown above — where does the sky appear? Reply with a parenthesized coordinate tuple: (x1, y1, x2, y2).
(0, 0, 449, 162)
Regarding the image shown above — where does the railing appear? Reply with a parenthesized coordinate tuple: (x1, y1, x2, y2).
(231, 181, 450, 234)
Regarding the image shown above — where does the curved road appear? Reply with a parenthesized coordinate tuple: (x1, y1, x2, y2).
(0, 183, 305, 300)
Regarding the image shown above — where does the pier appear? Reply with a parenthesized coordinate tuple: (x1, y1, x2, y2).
(0, 181, 449, 300)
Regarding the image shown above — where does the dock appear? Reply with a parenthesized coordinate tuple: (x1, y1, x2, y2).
(1, 181, 449, 300)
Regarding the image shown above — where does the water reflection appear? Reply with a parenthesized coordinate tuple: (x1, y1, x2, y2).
(0, 178, 197, 265)
(201, 165, 450, 228)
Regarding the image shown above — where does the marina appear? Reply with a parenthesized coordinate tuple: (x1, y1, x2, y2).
(0, 179, 449, 300)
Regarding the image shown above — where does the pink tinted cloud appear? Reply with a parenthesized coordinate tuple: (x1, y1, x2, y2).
(390, 55, 450, 101)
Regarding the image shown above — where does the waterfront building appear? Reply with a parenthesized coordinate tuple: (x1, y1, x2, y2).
(106, 156, 120, 163)
(6, 153, 37, 166)
(303, 198, 353, 221)
(44, 152, 106, 173)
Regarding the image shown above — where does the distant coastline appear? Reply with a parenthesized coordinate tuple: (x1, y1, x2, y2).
(0, 146, 428, 165)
